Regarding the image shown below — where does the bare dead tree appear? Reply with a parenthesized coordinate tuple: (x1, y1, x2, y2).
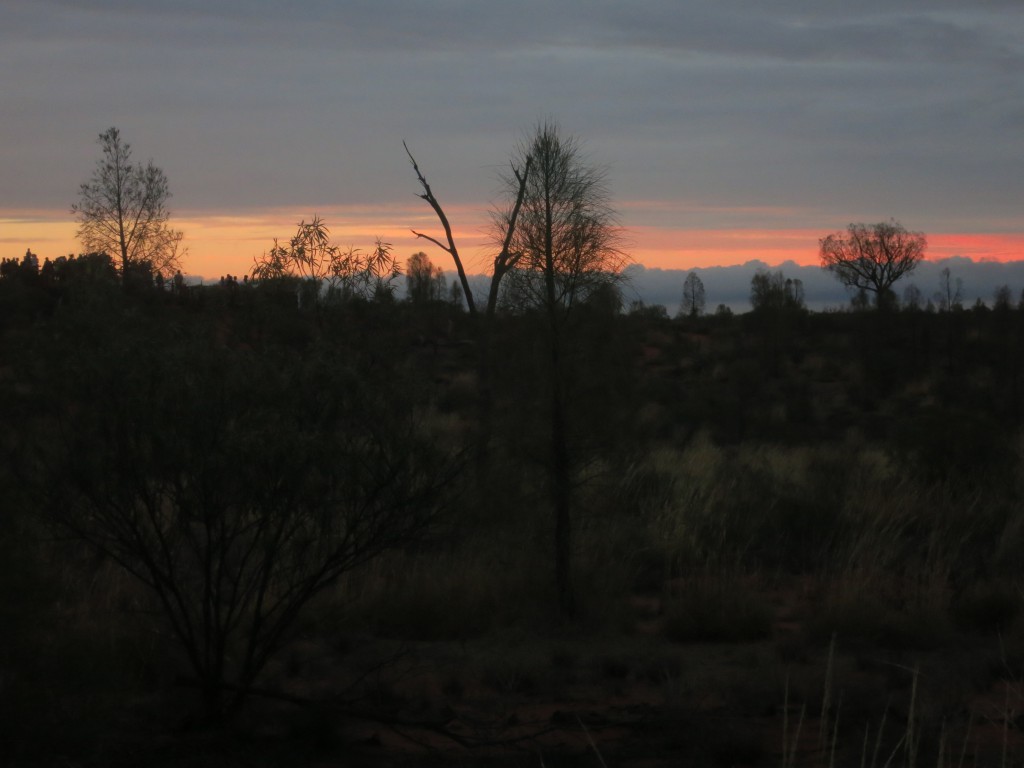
(404, 141, 532, 322)
(404, 126, 626, 616)
(404, 142, 476, 316)
(935, 266, 964, 313)
(403, 141, 532, 471)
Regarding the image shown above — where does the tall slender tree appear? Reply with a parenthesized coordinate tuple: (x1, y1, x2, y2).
(680, 271, 706, 318)
(72, 127, 184, 279)
(497, 121, 626, 616)
(935, 266, 964, 312)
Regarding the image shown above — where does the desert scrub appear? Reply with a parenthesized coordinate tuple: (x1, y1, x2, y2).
(651, 437, 859, 574)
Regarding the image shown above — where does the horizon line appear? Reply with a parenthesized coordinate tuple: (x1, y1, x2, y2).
(3, 210, 1022, 278)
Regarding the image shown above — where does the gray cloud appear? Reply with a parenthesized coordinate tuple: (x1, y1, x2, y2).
(2, 0, 1021, 259)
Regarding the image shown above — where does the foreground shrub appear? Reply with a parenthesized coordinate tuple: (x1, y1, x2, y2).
(24, 321, 458, 722)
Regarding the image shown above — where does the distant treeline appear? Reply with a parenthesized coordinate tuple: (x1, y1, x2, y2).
(619, 258, 1024, 314)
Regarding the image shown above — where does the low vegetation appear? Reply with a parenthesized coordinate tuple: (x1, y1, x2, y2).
(1, 261, 1023, 766)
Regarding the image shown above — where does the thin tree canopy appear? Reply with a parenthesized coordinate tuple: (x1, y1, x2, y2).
(497, 121, 627, 316)
(72, 127, 184, 278)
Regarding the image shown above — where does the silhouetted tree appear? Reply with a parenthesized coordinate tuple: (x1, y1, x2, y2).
(628, 300, 669, 320)
(747, 270, 804, 378)
(680, 271, 706, 318)
(405, 251, 447, 303)
(404, 140, 532, 470)
(251, 216, 399, 305)
(496, 121, 626, 616)
(72, 127, 184, 278)
(405, 142, 531, 322)
(993, 284, 1013, 313)
(252, 215, 334, 284)
(498, 123, 625, 315)
(750, 270, 804, 312)
(935, 266, 964, 312)
(0, 250, 40, 284)
(819, 220, 925, 309)
(55, 252, 119, 286)
(21, 249, 39, 276)
(933, 266, 965, 373)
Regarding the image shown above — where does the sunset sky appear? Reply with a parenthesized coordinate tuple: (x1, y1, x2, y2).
(2, 1, 1022, 280)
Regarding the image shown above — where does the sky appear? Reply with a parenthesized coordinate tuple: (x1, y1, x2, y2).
(2, 1, 1023, 282)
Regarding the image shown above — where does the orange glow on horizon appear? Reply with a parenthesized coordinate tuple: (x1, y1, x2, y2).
(3, 209, 1022, 278)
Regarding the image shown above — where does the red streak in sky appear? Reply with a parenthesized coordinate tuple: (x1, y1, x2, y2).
(3, 212, 1022, 279)
(629, 228, 1024, 271)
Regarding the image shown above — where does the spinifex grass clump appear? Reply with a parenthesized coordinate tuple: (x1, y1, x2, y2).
(637, 437, 875, 577)
(628, 432, 1024, 648)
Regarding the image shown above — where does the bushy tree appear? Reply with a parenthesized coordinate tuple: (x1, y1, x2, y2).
(750, 270, 804, 312)
(405, 251, 447, 303)
(0, 250, 39, 282)
(72, 127, 184, 278)
(628, 300, 669, 320)
(819, 220, 925, 309)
